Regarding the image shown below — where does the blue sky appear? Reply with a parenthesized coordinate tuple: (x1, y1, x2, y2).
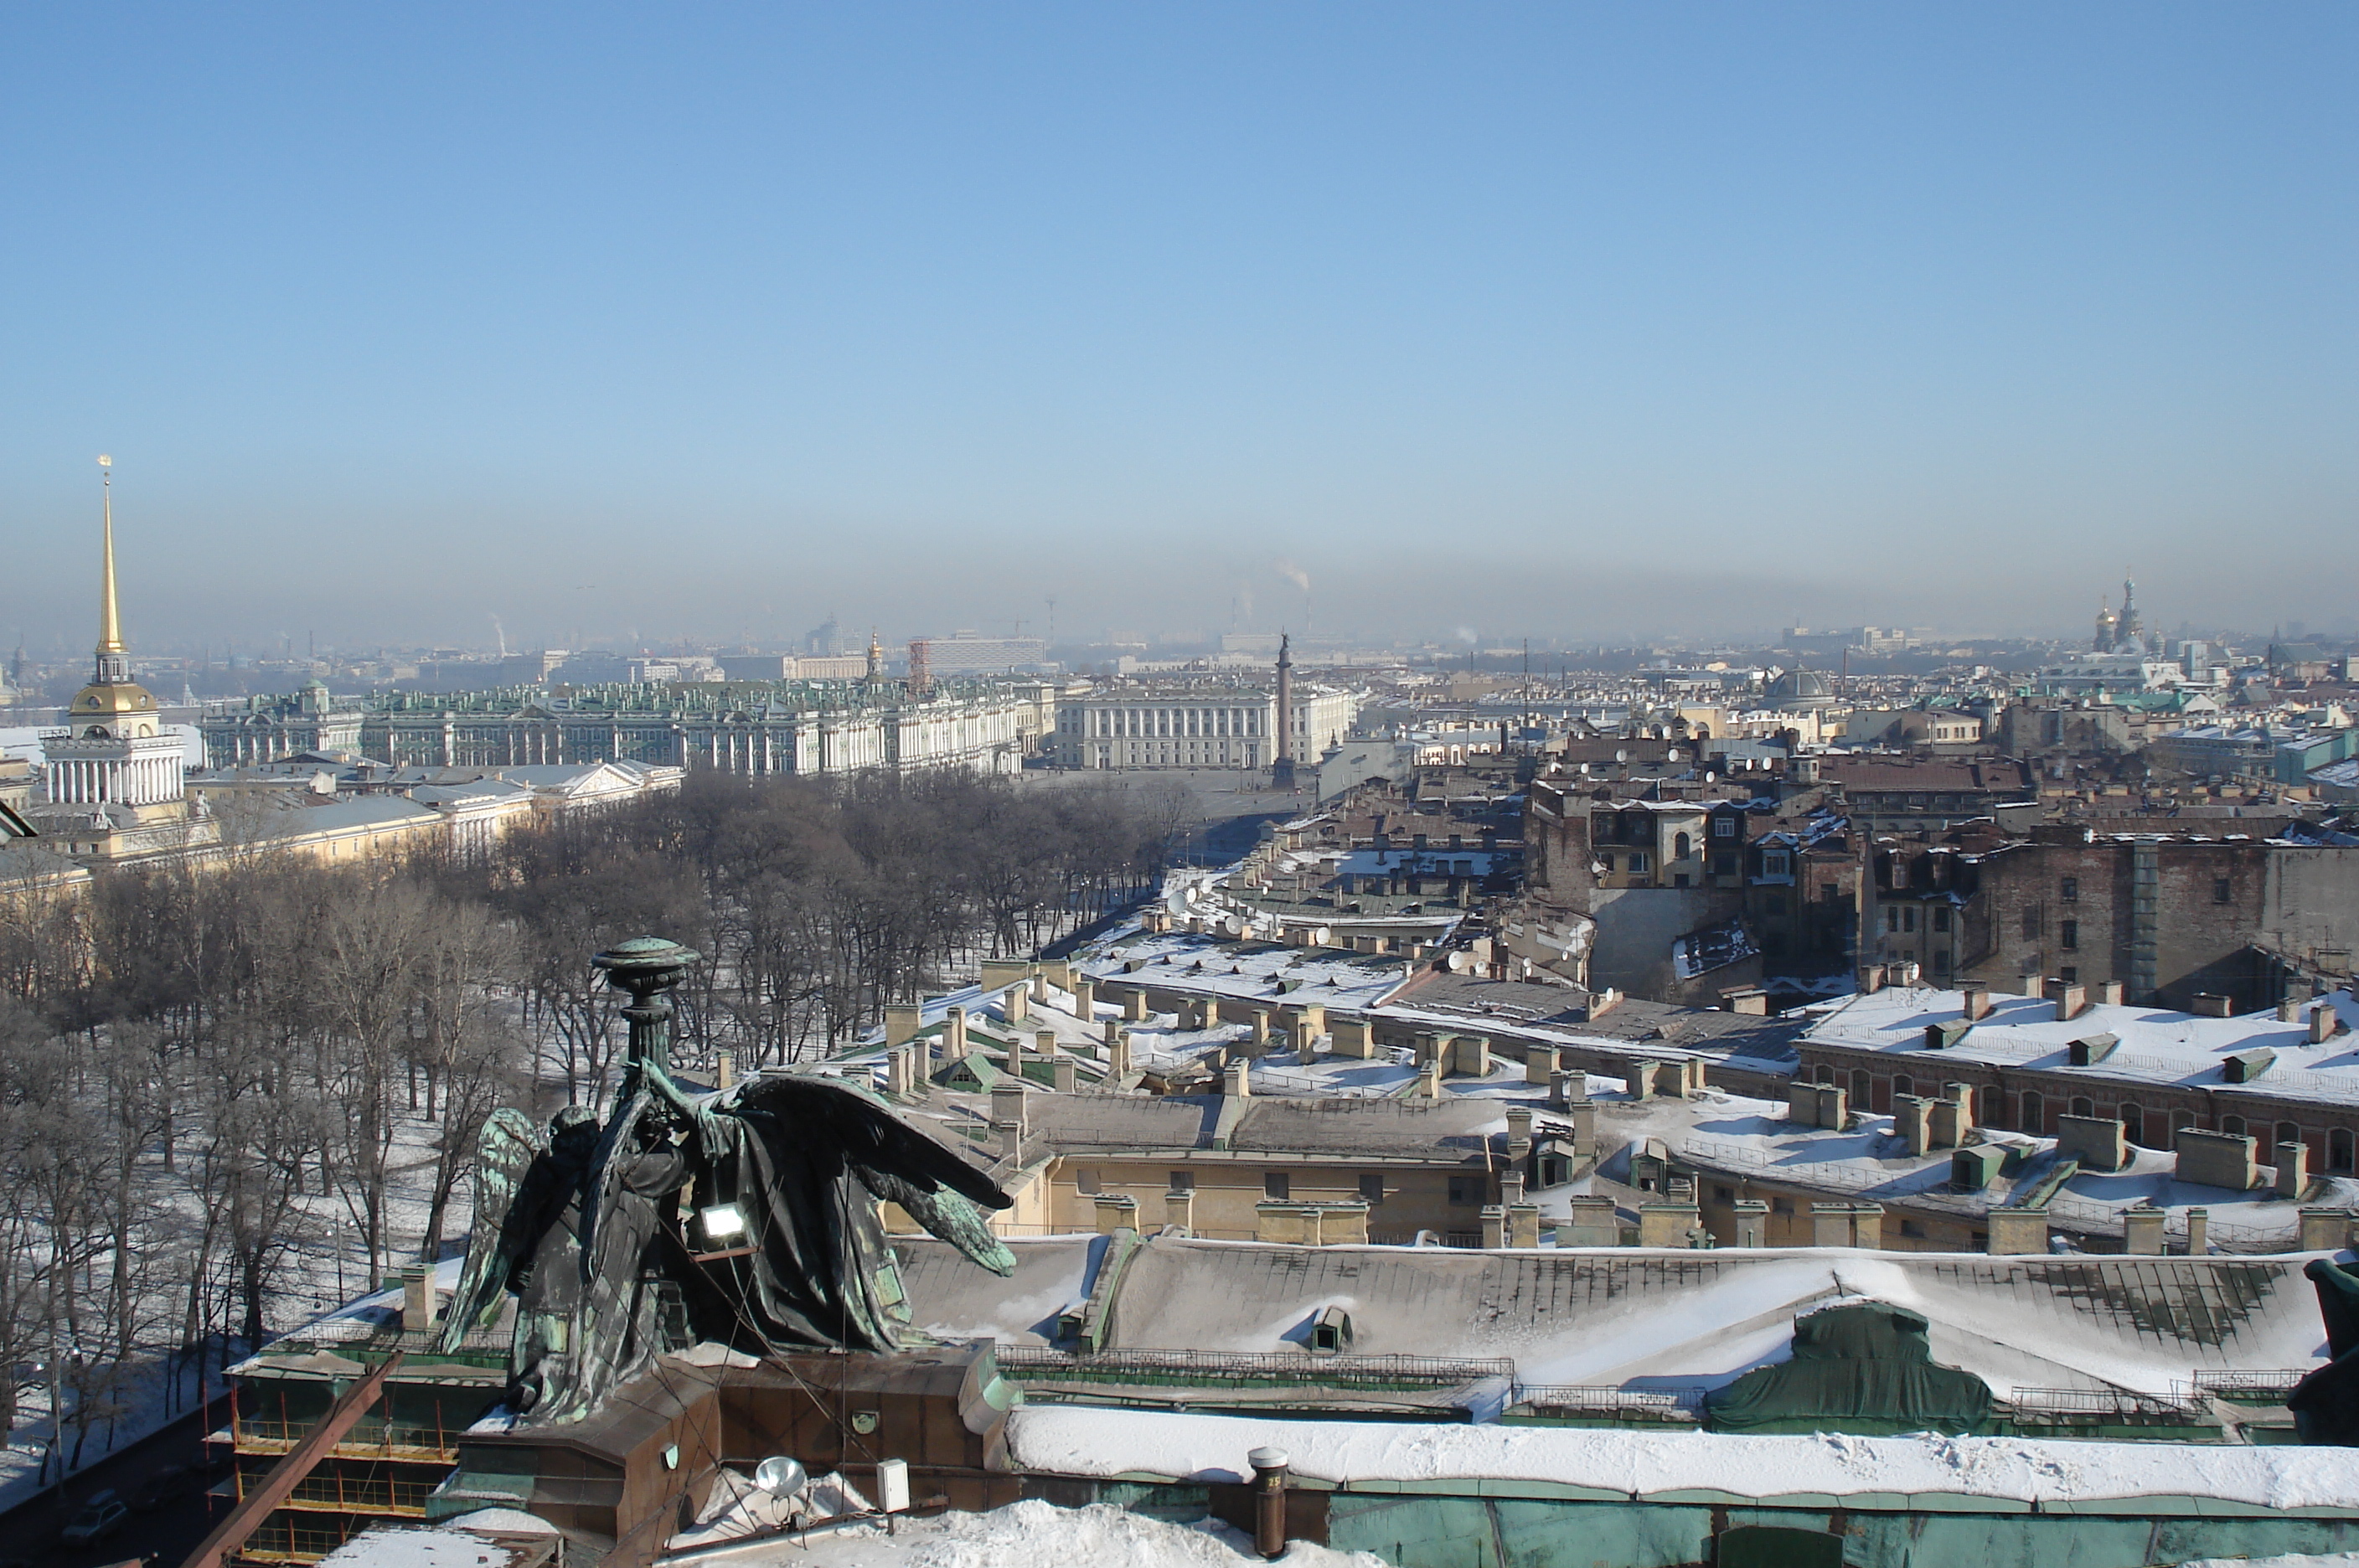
(3, 3, 2352, 651)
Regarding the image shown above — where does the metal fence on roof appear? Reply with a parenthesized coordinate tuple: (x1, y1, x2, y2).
(2189, 1368, 2311, 1401)
(270, 1317, 510, 1354)
(2004, 1386, 2207, 1422)
(1511, 1383, 1706, 1419)
(994, 1345, 1514, 1390)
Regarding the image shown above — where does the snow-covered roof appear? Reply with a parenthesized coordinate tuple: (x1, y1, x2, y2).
(1082, 932, 1412, 1014)
(902, 1232, 2332, 1400)
(1804, 985, 2359, 1108)
(1004, 1406, 2359, 1513)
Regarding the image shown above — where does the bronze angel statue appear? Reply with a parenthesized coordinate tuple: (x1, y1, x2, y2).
(439, 938, 1014, 1424)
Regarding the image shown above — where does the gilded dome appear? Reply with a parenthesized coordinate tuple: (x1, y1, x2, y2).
(70, 678, 160, 736)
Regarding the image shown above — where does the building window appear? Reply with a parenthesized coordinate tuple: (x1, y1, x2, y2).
(1822, 882, 1840, 904)
(2070, 1096, 2095, 1119)
(2214, 878, 2233, 905)
(2058, 966, 2077, 983)
(1169, 1171, 1195, 1191)
(1892, 1074, 1915, 1099)
(2021, 1091, 2044, 1133)
(1900, 1220, 1928, 1240)
(1674, 833, 1691, 859)
(1448, 1175, 1485, 1205)
(1851, 1068, 1871, 1104)
(1075, 1168, 1100, 1194)
(1628, 853, 1649, 874)
(1887, 908, 1902, 933)
(2120, 1104, 2145, 1147)
(1764, 852, 1791, 876)
(1903, 907, 1918, 933)
(1263, 1173, 1290, 1200)
(2061, 921, 2078, 951)
(2277, 1121, 2302, 1154)
(1932, 907, 1951, 933)
(2332, 1129, 2355, 1174)
(2061, 877, 2079, 902)
(2222, 1115, 2246, 1137)
(1714, 818, 1736, 838)
(1359, 1173, 1385, 1204)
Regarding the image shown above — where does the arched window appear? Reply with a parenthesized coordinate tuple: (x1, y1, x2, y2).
(1816, 1065, 1836, 1086)
(2070, 1096, 2095, 1119)
(2020, 1091, 2045, 1134)
(1674, 833, 1691, 859)
(2277, 1121, 2303, 1154)
(2119, 1104, 2145, 1148)
(2332, 1128, 2356, 1174)
(1852, 1069, 1871, 1106)
(2222, 1115, 2246, 1137)
(1892, 1075, 1915, 1101)
(1975, 1087, 2001, 1126)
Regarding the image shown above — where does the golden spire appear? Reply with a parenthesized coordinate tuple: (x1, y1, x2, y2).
(97, 455, 123, 655)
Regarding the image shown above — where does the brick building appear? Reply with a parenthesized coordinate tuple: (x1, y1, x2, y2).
(1524, 775, 1861, 998)
(1862, 822, 2359, 1010)
(1803, 756, 2036, 833)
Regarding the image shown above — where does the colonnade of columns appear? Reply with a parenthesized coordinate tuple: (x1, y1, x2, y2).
(44, 750, 183, 805)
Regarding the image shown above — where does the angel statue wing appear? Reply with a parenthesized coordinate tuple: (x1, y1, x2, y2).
(437, 1107, 545, 1349)
(729, 1070, 1016, 1271)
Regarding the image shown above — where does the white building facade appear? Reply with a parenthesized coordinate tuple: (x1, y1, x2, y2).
(1056, 684, 1362, 771)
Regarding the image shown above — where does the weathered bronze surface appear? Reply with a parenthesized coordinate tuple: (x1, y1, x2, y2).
(441, 936, 1014, 1424)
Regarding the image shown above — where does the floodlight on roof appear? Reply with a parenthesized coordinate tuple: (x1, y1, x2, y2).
(753, 1456, 808, 1497)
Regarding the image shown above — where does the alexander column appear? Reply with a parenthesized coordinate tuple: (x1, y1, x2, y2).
(1271, 632, 1296, 790)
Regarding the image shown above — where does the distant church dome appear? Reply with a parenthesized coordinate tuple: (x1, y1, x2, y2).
(1768, 668, 1837, 711)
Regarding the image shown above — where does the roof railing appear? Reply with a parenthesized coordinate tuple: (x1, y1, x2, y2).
(994, 1346, 1513, 1390)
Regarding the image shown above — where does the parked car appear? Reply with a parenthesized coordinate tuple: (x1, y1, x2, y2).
(132, 1463, 197, 1511)
(60, 1490, 128, 1545)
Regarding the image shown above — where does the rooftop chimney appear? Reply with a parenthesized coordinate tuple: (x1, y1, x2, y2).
(401, 1263, 438, 1335)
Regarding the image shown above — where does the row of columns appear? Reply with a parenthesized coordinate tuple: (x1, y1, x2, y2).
(46, 753, 181, 805)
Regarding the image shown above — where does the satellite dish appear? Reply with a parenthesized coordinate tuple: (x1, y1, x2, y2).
(753, 1456, 808, 1497)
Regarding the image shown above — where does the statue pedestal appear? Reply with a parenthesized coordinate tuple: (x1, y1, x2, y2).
(435, 1341, 1021, 1565)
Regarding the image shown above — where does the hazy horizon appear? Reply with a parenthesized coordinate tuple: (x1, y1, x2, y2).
(4, 4, 2353, 652)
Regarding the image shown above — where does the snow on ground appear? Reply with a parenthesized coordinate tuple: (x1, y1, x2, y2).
(709, 1500, 1382, 1568)
(1, 1101, 479, 1513)
(1006, 1406, 2359, 1512)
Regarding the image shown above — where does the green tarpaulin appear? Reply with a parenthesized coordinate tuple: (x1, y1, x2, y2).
(1705, 1302, 1993, 1435)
